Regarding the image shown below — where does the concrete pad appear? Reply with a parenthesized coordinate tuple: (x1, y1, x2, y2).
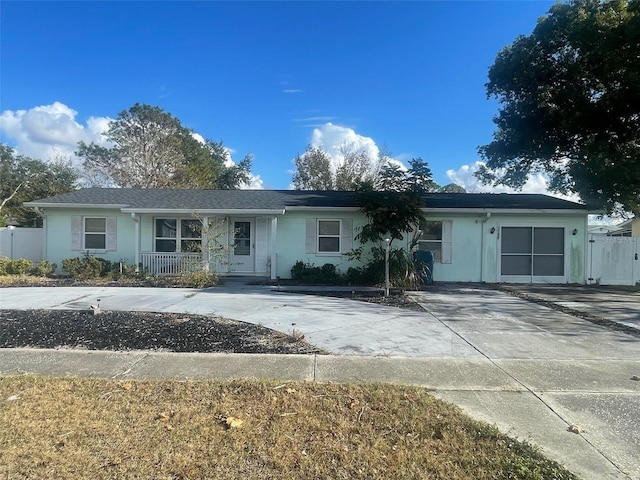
(122, 352, 315, 381)
(543, 392, 640, 480)
(0, 348, 148, 378)
(495, 359, 640, 392)
(499, 285, 640, 332)
(433, 390, 627, 480)
(315, 356, 524, 391)
(413, 288, 640, 360)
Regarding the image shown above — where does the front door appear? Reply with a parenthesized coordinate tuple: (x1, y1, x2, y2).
(229, 219, 254, 272)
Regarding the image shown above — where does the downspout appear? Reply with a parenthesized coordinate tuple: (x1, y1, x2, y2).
(480, 212, 491, 283)
(34, 207, 47, 263)
(130, 212, 140, 270)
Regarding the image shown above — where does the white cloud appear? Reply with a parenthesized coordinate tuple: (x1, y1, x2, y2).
(308, 122, 399, 173)
(446, 161, 581, 201)
(0, 101, 112, 163)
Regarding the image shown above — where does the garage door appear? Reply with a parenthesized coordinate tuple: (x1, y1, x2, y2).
(500, 227, 565, 283)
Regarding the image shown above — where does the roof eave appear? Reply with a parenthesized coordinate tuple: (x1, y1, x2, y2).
(121, 208, 285, 215)
(421, 207, 588, 214)
(284, 206, 361, 212)
(24, 202, 130, 209)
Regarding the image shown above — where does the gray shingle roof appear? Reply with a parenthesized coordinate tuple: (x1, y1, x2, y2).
(26, 188, 588, 211)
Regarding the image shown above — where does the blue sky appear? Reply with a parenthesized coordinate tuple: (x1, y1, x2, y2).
(1, 1, 557, 191)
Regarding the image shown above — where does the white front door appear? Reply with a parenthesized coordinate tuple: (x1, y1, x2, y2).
(229, 219, 254, 272)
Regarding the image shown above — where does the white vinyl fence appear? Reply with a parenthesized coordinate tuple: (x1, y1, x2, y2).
(0, 227, 43, 263)
(587, 235, 640, 286)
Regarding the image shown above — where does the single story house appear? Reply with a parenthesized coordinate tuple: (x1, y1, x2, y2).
(25, 188, 589, 284)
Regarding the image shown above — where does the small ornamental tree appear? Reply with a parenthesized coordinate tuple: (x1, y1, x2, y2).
(350, 158, 433, 289)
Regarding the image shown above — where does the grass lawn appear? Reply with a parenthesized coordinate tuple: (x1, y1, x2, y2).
(1, 376, 578, 479)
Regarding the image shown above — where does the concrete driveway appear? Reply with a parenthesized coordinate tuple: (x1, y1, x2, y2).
(1, 283, 639, 479)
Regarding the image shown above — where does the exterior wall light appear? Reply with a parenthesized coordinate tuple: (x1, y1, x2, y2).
(572, 228, 578, 235)
(490, 227, 496, 234)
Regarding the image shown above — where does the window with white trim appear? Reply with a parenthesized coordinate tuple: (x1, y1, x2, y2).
(318, 220, 341, 253)
(84, 218, 106, 249)
(305, 218, 353, 255)
(155, 218, 202, 253)
(417, 220, 452, 263)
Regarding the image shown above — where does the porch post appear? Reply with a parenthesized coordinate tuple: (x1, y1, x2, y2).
(202, 216, 209, 271)
(131, 213, 140, 268)
(270, 217, 278, 280)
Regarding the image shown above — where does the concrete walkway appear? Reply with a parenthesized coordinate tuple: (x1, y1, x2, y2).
(1, 284, 639, 480)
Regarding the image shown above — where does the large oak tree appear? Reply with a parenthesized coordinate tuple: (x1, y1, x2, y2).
(478, 0, 640, 214)
(77, 103, 252, 189)
(0, 144, 78, 227)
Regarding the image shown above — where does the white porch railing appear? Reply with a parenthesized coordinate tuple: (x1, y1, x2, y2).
(140, 252, 206, 276)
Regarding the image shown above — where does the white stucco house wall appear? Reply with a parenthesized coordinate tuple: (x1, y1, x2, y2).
(25, 188, 590, 284)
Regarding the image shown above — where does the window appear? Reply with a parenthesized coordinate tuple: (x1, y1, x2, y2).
(155, 218, 202, 253)
(417, 220, 452, 263)
(318, 220, 341, 253)
(71, 216, 116, 252)
(84, 218, 106, 249)
(233, 221, 251, 256)
(305, 218, 353, 255)
(501, 227, 564, 277)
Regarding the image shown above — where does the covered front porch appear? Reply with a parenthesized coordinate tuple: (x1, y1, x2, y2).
(127, 210, 281, 278)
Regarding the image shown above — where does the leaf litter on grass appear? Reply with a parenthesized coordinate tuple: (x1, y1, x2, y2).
(0, 376, 579, 480)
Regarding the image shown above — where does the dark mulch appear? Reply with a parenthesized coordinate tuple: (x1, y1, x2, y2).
(0, 309, 324, 354)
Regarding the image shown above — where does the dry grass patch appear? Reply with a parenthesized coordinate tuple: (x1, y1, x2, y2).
(1, 376, 578, 479)
(0, 275, 55, 287)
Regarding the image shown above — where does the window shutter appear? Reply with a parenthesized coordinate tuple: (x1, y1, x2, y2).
(255, 217, 268, 273)
(341, 219, 353, 253)
(71, 216, 82, 251)
(305, 218, 317, 254)
(106, 217, 117, 251)
(441, 220, 453, 264)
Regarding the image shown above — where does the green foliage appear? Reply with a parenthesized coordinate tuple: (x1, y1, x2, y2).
(344, 247, 423, 289)
(479, 0, 640, 214)
(0, 258, 34, 276)
(0, 144, 78, 227)
(33, 260, 56, 277)
(176, 270, 218, 288)
(0, 258, 55, 277)
(62, 255, 108, 279)
(292, 146, 334, 190)
(438, 183, 467, 193)
(61, 254, 138, 281)
(350, 158, 436, 289)
(290, 261, 343, 285)
(76, 103, 253, 189)
(147, 270, 218, 288)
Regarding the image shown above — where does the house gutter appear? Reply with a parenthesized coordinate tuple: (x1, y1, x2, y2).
(120, 208, 285, 216)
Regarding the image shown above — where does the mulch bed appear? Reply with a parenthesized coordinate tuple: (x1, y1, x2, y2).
(0, 310, 323, 354)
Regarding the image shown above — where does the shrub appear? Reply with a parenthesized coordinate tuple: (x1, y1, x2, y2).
(6, 258, 33, 275)
(290, 261, 343, 285)
(179, 270, 218, 288)
(0, 258, 8, 276)
(33, 260, 57, 277)
(62, 254, 111, 280)
(62, 254, 141, 280)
